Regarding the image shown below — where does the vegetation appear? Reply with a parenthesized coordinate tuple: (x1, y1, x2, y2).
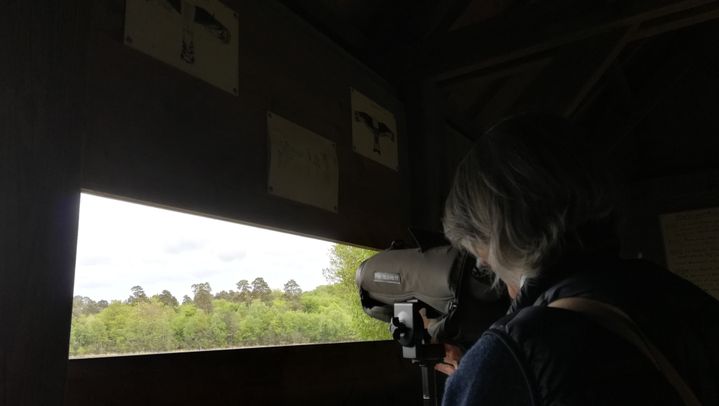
(69, 245, 388, 357)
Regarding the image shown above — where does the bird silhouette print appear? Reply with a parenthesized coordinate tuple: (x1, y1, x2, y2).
(354, 111, 395, 155)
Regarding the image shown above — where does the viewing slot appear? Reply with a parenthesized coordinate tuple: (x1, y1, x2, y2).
(70, 192, 387, 358)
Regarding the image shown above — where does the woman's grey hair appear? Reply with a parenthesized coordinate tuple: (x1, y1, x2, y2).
(443, 114, 615, 285)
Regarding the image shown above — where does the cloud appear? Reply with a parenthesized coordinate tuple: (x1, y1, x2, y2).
(77, 280, 114, 290)
(164, 239, 203, 254)
(74, 193, 335, 301)
(218, 250, 246, 262)
(78, 256, 113, 266)
(190, 268, 226, 279)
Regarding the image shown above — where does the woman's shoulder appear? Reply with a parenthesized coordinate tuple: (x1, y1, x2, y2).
(486, 305, 681, 406)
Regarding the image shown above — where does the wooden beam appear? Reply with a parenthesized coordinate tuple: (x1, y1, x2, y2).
(0, 1, 89, 405)
(269, 1, 395, 85)
(472, 66, 545, 127)
(438, 56, 552, 88)
(445, 116, 480, 141)
(275, 1, 371, 56)
(403, 79, 451, 231)
(581, 26, 703, 156)
(610, 52, 694, 150)
(423, 0, 477, 40)
(511, 28, 634, 118)
(634, 1, 719, 40)
(415, 0, 716, 80)
(565, 26, 638, 117)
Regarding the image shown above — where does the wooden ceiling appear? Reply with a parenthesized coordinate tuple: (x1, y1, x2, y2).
(276, 0, 512, 80)
(278, 0, 719, 138)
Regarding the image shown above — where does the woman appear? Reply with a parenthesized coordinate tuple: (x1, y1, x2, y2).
(440, 114, 719, 405)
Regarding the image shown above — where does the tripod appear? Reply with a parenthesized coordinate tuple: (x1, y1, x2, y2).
(390, 301, 445, 406)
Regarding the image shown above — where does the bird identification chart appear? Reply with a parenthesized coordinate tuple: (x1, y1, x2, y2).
(267, 112, 339, 213)
(124, 0, 239, 95)
(350, 88, 399, 171)
(661, 207, 719, 300)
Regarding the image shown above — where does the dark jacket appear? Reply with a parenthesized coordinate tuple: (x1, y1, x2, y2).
(484, 255, 719, 406)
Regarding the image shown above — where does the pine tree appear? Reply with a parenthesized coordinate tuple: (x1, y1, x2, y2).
(191, 282, 213, 313)
(251, 277, 271, 304)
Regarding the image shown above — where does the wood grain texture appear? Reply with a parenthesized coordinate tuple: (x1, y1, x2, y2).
(81, 0, 412, 250)
(0, 1, 90, 405)
(65, 341, 425, 406)
(63, 2, 419, 402)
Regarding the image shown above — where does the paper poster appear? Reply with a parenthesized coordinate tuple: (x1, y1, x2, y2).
(267, 112, 339, 213)
(350, 88, 399, 171)
(124, 0, 239, 95)
(661, 207, 719, 299)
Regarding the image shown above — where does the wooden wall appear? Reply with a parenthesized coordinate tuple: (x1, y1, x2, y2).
(65, 1, 423, 404)
(3, 0, 421, 405)
(82, 0, 411, 249)
(1, 1, 90, 405)
(65, 341, 422, 406)
(582, 23, 719, 265)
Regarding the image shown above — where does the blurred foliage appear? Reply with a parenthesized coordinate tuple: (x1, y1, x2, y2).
(69, 244, 389, 357)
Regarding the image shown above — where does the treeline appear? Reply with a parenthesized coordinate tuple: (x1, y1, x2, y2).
(69, 245, 388, 357)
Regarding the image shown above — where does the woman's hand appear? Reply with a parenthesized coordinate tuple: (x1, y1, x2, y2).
(435, 343, 463, 376)
(418, 308, 464, 376)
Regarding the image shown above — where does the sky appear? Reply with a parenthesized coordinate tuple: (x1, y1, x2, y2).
(74, 193, 336, 302)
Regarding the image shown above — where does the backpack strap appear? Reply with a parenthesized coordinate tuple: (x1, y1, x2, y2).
(548, 297, 702, 406)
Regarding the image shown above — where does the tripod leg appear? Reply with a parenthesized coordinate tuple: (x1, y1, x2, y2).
(420, 364, 439, 406)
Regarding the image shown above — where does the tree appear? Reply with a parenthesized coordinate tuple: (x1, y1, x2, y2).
(214, 290, 238, 301)
(322, 245, 377, 289)
(192, 282, 213, 313)
(236, 279, 251, 303)
(123, 302, 177, 353)
(154, 290, 179, 307)
(67, 245, 392, 357)
(283, 279, 302, 310)
(127, 285, 149, 305)
(283, 279, 302, 299)
(250, 277, 271, 304)
(72, 296, 103, 317)
(323, 244, 388, 340)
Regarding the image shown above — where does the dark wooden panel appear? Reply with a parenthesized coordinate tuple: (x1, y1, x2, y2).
(64, 341, 424, 406)
(403, 79, 450, 232)
(82, 0, 411, 249)
(69, 4, 421, 402)
(0, 1, 90, 405)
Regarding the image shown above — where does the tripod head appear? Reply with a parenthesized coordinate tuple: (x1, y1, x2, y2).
(390, 301, 444, 363)
(355, 238, 509, 405)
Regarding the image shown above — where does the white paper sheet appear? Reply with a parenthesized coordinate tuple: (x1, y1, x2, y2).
(267, 112, 339, 213)
(350, 88, 399, 171)
(661, 207, 719, 299)
(125, 0, 239, 95)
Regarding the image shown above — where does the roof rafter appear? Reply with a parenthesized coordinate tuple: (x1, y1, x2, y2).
(415, 0, 719, 81)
